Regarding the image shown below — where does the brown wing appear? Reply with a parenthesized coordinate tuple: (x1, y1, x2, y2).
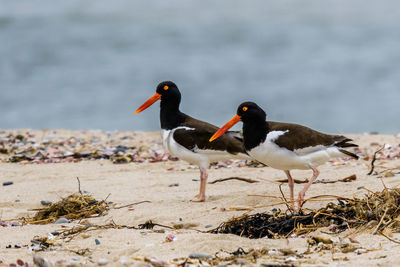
(173, 115, 246, 155)
(268, 121, 357, 151)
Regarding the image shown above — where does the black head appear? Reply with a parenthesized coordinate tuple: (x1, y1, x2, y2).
(135, 80, 182, 115)
(209, 101, 267, 147)
(156, 81, 181, 104)
(237, 101, 267, 123)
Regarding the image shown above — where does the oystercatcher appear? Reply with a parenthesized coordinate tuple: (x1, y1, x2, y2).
(210, 101, 358, 209)
(135, 81, 249, 202)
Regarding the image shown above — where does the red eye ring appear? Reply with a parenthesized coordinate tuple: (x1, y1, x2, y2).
(242, 106, 248, 111)
(163, 85, 169, 90)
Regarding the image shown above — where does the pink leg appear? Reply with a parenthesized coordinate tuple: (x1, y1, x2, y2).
(284, 170, 295, 210)
(297, 165, 320, 208)
(191, 167, 208, 202)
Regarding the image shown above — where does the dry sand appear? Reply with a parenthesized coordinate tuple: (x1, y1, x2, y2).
(0, 130, 400, 266)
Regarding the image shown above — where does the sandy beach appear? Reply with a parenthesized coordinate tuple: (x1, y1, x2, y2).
(1, 129, 400, 266)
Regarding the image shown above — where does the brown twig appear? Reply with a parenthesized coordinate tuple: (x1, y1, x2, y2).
(372, 208, 389, 235)
(276, 178, 308, 184)
(77, 177, 82, 194)
(367, 144, 385, 175)
(278, 183, 293, 214)
(276, 174, 356, 184)
(380, 232, 400, 244)
(113, 201, 151, 209)
(209, 177, 259, 184)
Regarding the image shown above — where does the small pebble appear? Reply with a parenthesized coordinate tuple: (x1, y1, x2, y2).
(9, 264, 16, 267)
(188, 253, 211, 259)
(285, 256, 297, 263)
(192, 179, 199, 181)
(54, 218, 70, 224)
(95, 238, 101, 245)
(33, 255, 52, 267)
(355, 248, 367, 254)
(268, 249, 281, 256)
(385, 171, 394, 178)
(205, 224, 213, 228)
(40, 200, 52, 206)
(165, 233, 177, 242)
(97, 258, 108, 266)
(2, 181, 13, 186)
(51, 231, 60, 236)
(11, 222, 21, 227)
(168, 183, 179, 187)
(17, 259, 25, 266)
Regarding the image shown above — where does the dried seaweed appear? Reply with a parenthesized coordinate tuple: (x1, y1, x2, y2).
(138, 220, 174, 230)
(26, 193, 109, 224)
(211, 187, 400, 238)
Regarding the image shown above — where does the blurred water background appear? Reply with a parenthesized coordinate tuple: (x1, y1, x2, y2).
(1, 0, 399, 133)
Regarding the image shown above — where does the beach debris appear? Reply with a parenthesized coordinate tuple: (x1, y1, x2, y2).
(33, 255, 53, 267)
(188, 253, 212, 259)
(0, 131, 172, 165)
(16, 259, 25, 267)
(149, 257, 165, 267)
(95, 238, 101, 245)
(172, 222, 199, 229)
(113, 200, 151, 209)
(385, 171, 395, 177)
(276, 174, 357, 184)
(40, 200, 52, 206)
(285, 256, 297, 263)
(165, 233, 178, 242)
(211, 187, 400, 239)
(129, 247, 282, 266)
(11, 221, 22, 226)
(54, 218, 70, 224)
(97, 258, 108, 265)
(368, 144, 386, 175)
(138, 220, 173, 230)
(25, 193, 109, 224)
(208, 177, 259, 184)
(2, 181, 13, 186)
(311, 235, 333, 244)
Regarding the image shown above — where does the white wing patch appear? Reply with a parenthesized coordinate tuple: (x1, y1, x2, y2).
(266, 130, 288, 142)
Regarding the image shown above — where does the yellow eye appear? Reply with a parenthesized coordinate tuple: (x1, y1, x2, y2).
(242, 106, 248, 111)
(163, 85, 169, 90)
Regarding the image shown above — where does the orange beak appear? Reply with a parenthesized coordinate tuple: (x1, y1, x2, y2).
(209, 115, 241, 142)
(135, 93, 161, 114)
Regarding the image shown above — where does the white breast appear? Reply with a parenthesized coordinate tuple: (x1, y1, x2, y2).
(162, 128, 249, 169)
(248, 130, 343, 170)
